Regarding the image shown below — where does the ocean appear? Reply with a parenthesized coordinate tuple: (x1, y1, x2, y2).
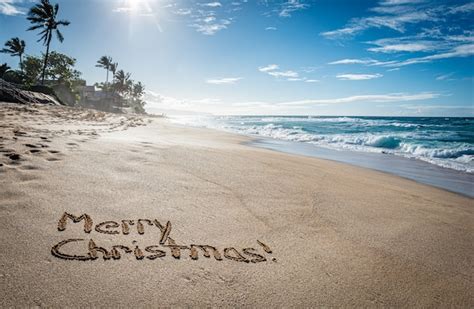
(170, 115, 474, 196)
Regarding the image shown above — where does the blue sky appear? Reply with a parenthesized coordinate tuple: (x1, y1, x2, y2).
(1, 0, 473, 116)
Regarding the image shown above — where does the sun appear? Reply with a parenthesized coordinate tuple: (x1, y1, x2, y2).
(126, 0, 142, 11)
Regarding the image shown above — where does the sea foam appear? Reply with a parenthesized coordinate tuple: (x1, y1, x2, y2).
(170, 115, 474, 173)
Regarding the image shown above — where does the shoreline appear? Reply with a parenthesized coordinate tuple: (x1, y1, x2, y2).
(246, 136, 474, 198)
(1, 103, 472, 307)
(168, 118, 473, 198)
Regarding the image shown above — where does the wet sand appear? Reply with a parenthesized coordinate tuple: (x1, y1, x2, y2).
(0, 102, 472, 307)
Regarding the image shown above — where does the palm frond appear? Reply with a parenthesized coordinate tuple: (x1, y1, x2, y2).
(55, 29, 64, 42)
(56, 19, 70, 26)
(27, 24, 43, 31)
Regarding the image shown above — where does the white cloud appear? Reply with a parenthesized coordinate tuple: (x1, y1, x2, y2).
(336, 73, 383, 80)
(268, 70, 299, 78)
(278, 92, 440, 106)
(435, 72, 455, 81)
(321, 9, 434, 39)
(279, 0, 309, 17)
(190, 3, 232, 35)
(0, 0, 25, 15)
(174, 8, 192, 15)
(258, 64, 299, 78)
(200, 2, 222, 8)
(379, 0, 426, 6)
(265, 27, 277, 31)
(258, 64, 279, 72)
(329, 58, 398, 66)
(368, 42, 431, 53)
(387, 43, 474, 67)
(448, 2, 474, 14)
(329, 59, 376, 65)
(206, 77, 242, 84)
(192, 17, 231, 35)
(144, 90, 441, 115)
(330, 42, 474, 68)
(320, 1, 474, 39)
(258, 64, 320, 81)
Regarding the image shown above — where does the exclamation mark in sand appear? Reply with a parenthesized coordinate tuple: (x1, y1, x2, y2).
(257, 240, 277, 262)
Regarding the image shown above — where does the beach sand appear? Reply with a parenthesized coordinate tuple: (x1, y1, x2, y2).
(0, 102, 472, 307)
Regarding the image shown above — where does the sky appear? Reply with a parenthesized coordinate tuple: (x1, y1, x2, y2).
(1, 0, 473, 116)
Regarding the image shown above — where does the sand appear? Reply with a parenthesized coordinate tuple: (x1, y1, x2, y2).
(0, 102, 472, 307)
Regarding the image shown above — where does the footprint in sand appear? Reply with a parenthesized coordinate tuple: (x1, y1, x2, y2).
(13, 130, 27, 136)
(5, 153, 21, 161)
(46, 157, 61, 162)
(24, 143, 39, 148)
(19, 164, 41, 171)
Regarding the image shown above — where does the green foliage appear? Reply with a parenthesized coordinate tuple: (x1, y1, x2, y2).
(0, 63, 11, 78)
(22, 56, 42, 85)
(129, 81, 146, 114)
(45, 51, 81, 82)
(96, 55, 113, 86)
(3, 70, 26, 84)
(18, 52, 81, 86)
(27, 0, 70, 46)
(113, 70, 132, 95)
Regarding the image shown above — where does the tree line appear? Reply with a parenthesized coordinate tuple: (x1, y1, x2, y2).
(0, 0, 146, 114)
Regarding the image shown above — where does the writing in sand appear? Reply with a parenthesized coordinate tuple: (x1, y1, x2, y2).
(51, 212, 275, 263)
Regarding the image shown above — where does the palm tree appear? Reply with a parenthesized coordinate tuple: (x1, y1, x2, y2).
(1, 38, 26, 69)
(109, 62, 118, 83)
(96, 56, 113, 87)
(132, 81, 145, 99)
(114, 70, 131, 96)
(27, 0, 70, 85)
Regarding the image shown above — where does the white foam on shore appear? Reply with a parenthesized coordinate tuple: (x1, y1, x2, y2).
(169, 115, 474, 174)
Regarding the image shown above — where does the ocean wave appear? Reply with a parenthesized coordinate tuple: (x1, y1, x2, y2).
(235, 125, 473, 172)
(169, 115, 474, 173)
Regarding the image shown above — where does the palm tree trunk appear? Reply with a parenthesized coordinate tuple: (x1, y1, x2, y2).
(19, 54, 23, 72)
(105, 69, 109, 99)
(41, 33, 52, 85)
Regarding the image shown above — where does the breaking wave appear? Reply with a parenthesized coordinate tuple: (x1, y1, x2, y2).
(169, 115, 474, 173)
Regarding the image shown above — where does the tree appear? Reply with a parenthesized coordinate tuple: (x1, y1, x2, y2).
(45, 51, 81, 82)
(27, 0, 70, 85)
(114, 70, 131, 96)
(96, 55, 113, 87)
(109, 62, 118, 84)
(132, 81, 145, 99)
(0, 63, 11, 79)
(1, 38, 26, 69)
(20, 52, 81, 86)
(21, 55, 43, 85)
(130, 81, 146, 113)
